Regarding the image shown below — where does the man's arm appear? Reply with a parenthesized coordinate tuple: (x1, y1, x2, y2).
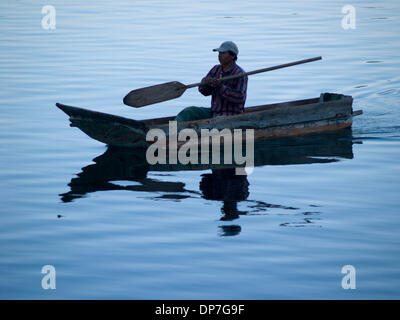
(198, 65, 219, 96)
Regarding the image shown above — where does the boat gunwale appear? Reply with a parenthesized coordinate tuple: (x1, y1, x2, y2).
(142, 95, 352, 128)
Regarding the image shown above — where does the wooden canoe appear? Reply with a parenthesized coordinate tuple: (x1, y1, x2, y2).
(56, 93, 362, 148)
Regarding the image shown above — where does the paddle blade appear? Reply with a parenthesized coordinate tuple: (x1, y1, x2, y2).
(123, 81, 187, 108)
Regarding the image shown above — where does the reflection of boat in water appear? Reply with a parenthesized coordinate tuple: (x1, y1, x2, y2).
(60, 129, 354, 203)
(60, 129, 356, 236)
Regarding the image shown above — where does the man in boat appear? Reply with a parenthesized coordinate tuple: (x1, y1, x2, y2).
(175, 41, 248, 121)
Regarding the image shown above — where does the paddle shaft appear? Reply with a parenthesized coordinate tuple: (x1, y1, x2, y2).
(185, 56, 322, 89)
(123, 56, 322, 107)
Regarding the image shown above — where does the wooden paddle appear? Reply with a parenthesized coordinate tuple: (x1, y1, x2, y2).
(123, 56, 322, 108)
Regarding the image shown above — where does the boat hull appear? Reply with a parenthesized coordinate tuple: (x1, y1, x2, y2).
(56, 93, 361, 148)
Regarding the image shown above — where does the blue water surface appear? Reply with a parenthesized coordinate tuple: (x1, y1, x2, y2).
(0, 0, 400, 299)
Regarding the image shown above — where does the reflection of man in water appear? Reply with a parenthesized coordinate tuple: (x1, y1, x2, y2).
(200, 168, 249, 222)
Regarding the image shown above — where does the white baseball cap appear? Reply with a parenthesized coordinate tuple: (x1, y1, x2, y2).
(213, 41, 239, 56)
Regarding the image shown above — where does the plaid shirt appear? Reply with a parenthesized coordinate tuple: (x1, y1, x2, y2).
(199, 63, 248, 116)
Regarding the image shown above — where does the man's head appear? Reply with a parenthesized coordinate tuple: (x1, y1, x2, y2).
(213, 41, 238, 62)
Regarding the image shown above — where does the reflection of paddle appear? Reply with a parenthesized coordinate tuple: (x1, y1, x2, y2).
(123, 56, 322, 108)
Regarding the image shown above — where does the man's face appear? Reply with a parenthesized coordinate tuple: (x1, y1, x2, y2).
(218, 51, 234, 65)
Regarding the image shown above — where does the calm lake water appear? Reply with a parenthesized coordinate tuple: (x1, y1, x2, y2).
(1, 0, 400, 299)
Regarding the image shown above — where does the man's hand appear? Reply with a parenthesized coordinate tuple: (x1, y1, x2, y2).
(201, 77, 221, 88)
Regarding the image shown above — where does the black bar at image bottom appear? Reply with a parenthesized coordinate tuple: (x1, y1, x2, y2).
(1, 300, 397, 318)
